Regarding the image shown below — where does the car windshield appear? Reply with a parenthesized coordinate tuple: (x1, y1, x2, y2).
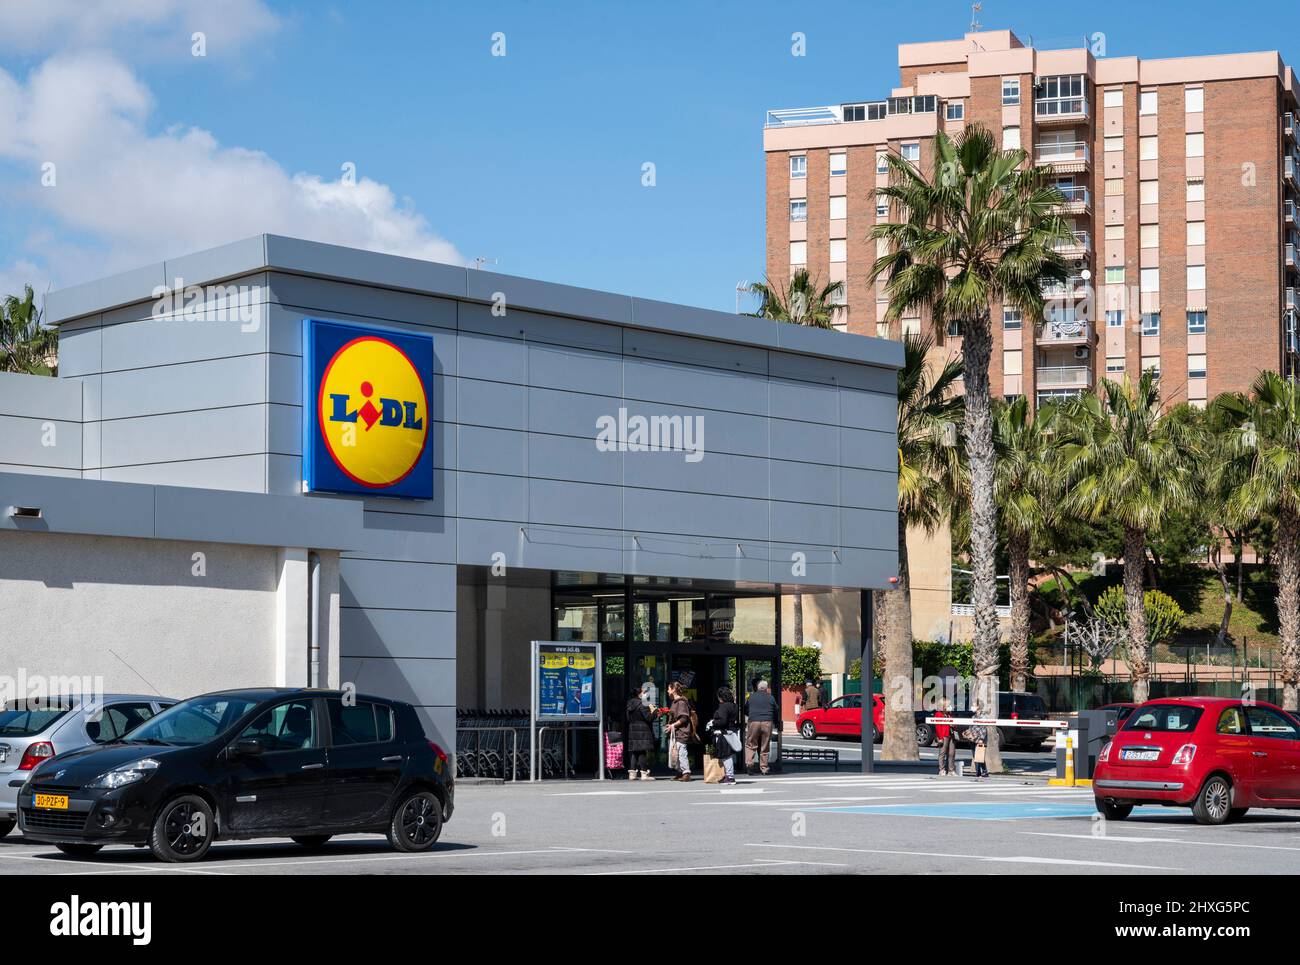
(1123, 704, 1204, 733)
(0, 702, 71, 736)
(123, 695, 261, 746)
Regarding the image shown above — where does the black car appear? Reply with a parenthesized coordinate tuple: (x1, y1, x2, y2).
(918, 691, 1054, 751)
(17, 688, 454, 862)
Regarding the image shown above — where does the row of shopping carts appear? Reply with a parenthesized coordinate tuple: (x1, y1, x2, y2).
(454, 709, 574, 780)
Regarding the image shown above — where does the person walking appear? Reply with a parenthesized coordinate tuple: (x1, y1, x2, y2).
(625, 688, 657, 781)
(802, 679, 821, 713)
(935, 701, 957, 776)
(667, 681, 696, 781)
(743, 679, 778, 775)
(711, 687, 741, 784)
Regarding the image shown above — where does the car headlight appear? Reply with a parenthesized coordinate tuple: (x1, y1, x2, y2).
(87, 758, 160, 789)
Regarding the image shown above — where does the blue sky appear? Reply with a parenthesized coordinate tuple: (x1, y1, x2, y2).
(1, 0, 1299, 312)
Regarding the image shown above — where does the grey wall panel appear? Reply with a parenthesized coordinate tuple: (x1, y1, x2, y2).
(0, 370, 83, 421)
(340, 558, 456, 611)
(839, 467, 899, 512)
(102, 455, 267, 493)
(267, 353, 300, 406)
(629, 298, 778, 353)
(620, 533, 773, 583)
(770, 418, 838, 465)
(77, 374, 101, 422)
(624, 327, 768, 376)
(623, 449, 769, 500)
(100, 303, 269, 371)
(770, 459, 837, 507)
(0, 463, 80, 478)
(456, 470, 527, 522)
(623, 487, 768, 542)
(619, 399, 769, 460)
(769, 377, 839, 426)
(839, 385, 897, 433)
(530, 477, 622, 530)
(100, 355, 268, 420)
(527, 432, 621, 486)
(268, 271, 458, 331)
(623, 355, 769, 416)
(457, 425, 526, 476)
(458, 518, 624, 573)
(455, 328, 526, 384)
(338, 655, 456, 707)
(340, 608, 457, 659)
(841, 506, 898, 551)
(528, 340, 622, 396)
(44, 261, 166, 324)
(769, 501, 839, 547)
(769, 349, 890, 391)
(153, 483, 362, 549)
(839, 427, 897, 473)
(267, 403, 300, 456)
(54, 319, 102, 378)
(344, 509, 456, 564)
(457, 377, 525, 431)
(163, 236, 268, 290)
(0, 416, 81, 470)
(0, 472, 156, 538)
(267, 453, 301, 495)
(465, 270, 632, 327)
(82, 420, 101, 471)
(265, 236, 467, 301)
(99, 404, 266, 467)
(775, 318, 905, 367)
(458, 302, 624, 355)
(526, 386, 616, 438)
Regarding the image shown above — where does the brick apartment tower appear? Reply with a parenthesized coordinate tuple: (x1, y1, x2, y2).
(764, 29, 1300, 409)
(764, 30, 1300, 641)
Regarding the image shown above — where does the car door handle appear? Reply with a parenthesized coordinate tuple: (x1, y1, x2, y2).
(301, 762, 325, 770)
(1253, 751, 1268, 758)
(381, 755, 403, 762)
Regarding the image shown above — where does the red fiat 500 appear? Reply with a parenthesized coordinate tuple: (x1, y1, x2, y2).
(797, 693, 883, 743)
(1094, 696, 1300, 825)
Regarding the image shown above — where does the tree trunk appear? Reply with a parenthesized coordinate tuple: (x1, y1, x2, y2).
(1276, 509, 1300, 711)
(961, 315, 1002, 772)
(1123, 526, 1151, 703)
(1008, 530, 1031, 693)
(792, 593, 804, 647)
(1235, 534, 1245, 603)
(882, 513, 919, 760)
(1211, 544, 1232, 650)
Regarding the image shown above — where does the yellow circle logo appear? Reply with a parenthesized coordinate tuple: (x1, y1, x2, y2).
(318, 335, 430, 488)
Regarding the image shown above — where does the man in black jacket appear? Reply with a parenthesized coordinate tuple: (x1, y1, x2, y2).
(743, 680, 779, 775)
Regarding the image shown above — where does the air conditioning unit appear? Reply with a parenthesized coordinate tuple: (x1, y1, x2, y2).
(1074, 346, 1091, 360)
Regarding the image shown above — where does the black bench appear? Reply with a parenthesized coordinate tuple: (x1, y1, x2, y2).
(779, 746, 840, 771)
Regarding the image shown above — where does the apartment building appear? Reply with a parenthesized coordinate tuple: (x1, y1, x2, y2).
(764, 29, 1300, 410)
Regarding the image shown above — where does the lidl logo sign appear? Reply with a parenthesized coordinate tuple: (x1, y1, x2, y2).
(302, 318, 434, 499)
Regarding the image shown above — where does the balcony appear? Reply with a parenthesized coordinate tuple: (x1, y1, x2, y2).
(1037, 364, 1094, 389)
(1287, 155, 1298, 186)
(1287, 112, 1297, 142)
(1041, 275, 1087, 299)
(1037, 319, 1093, 345)
(1287, 287, 1297, 312)
(1052, 184, 1091, 214)
(1034, 96, 1090, 126)
(1052, 230, 1091, 259)
(765, 96, 938, 128)
(1288, 242, 1297, 269)
(765, 105, 849, 128)
(1288, 199, 1297, 225)
(1286, 309, 1299, 354)
(1034, 141, 1090, 173)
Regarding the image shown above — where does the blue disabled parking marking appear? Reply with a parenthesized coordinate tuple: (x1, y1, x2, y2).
(812, 801, 1169, 821)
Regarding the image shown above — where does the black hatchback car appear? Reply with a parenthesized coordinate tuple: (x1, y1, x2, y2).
(17, 688, 453, 862)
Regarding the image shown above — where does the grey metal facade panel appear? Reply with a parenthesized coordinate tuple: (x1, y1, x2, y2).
(530, 478, 623, 530)
(840, 506, 898, 552)
(340, 558, 456, 611)
(465, 269, 633, 325)
(768, 376, 839, 426)
(100, 304, 269, 372)
(345, 508, 457, 565)
(623, 326, 769, 376)
(100, 455, 267, 493)
(266, 275, 458, 335)
(527, 340, 623, 397)
(264, 236, 468, 301)
(838, 384, 898, 433)
(526, 386, 617, 438)
(0, 415, 82, 470)
(45, 261, 167, 324)
(0, 472, 156, 538)
(162, 236, 268, 289)
(455, 425, 526, 477)
(0, 370, 83, 422)
(456, 470, 527, 522)
(775, 317, 905, 368)
(622, 355, 770, 415)
(619, 533, 773, 583)
(454, 328, 526, 384)
(622, 487, 769, 543)
(338, 655, 456, 708)
(838, 466, 900, 511)
(527, 433, 621, 487)
(54, 318, 102, 379)
(621, 448, 770, 501)
(99, 355, 269, 421)
(339, 608, 457, 660)
(457, 377, 527, 432)
(99, 404, 267, 467)
(768, 500, 840, 547)
(839, 426, 897, 473)
(619, 398, 769, 459)
(629, 297, 779, 351)
(152, 483, 363, 550)
(0, 463, 80, 478)
(459, 302, 625, 356)
(459, 517, 624, 574)
(769, 458, 838, 507)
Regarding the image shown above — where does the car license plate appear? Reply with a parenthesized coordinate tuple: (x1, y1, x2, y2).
(34, 794, 69, 810)
(1120, 748, 1159, 762)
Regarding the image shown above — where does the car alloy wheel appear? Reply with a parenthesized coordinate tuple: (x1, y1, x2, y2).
(800, 721, 816, 739)
(915, 724, 934, 747)
(1193, 776, 1232, 825)
(150, 794, 214, 862)
(389, 790, 443, 852)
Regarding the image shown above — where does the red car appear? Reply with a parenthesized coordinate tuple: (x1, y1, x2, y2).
(1099, 702, 1138, 725)
(1094, 696, 1300, 825)
(797, 693, 882, 743)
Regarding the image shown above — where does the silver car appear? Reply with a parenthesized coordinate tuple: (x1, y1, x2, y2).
(0, 694, 175, 837)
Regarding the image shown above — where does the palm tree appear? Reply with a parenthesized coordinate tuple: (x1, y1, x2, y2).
(1214, 372, 1300, 709)
(1058, 372, 1198, 703)
(992, 396, 1059, 692)
(882, 334, 965, 759)
(748, 269, 845, 329)
(749, 269, 846, 648)
(870, 125, 1070, 768)
(1, 285, 56, 375)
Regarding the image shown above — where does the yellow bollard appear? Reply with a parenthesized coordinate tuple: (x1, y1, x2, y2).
(1064, 736, 1075, 787)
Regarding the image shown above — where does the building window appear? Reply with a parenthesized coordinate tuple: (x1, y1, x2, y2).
(789, 155, 806, 179)
(829, 239, 847, 263)
(1140, 90, 1158, 115)
(876, 151, 889, 173)
(1187, 265, 1207, 290)
(829, 195, 847, 220)
(1140, 224, 1159, 248)
(947, 318, 962, 337)
(901, 317, 921, 337)
(1107, 309, 1125, 328)
(946, 101, 965, 121)
(1187, 178, 1205, 202)
(1003, 349, 1023, 375)
(901, 143, 920, 163)
(842, 103, 867, 122)
(1188, 310, 1207, 334)
(876, 322, 891, 339)
(1105, 179, 1124, 196)
(1140, 180, 1159, 205)
(1140, 136, 1158, 161)
(875, 199, 889, 218)
(1002, 126, 1021, 151)
(1141, 312, 1161, 336)
(1186, 132, 1205, 157)
(1188, 354, 1207, 379)
(1187, 221, 1206, 246)
(1003, 307, 1023, 330)
(1106, 358, 1125, 374)
(1185, 87, 1204, 113)
(1105, 267, 1126, 284)
(1105, 136, 1123, 153)
(1104, 88, 1124, 109)
(790, 241, 807, 265)
(1002, 77, 1021, 106)
(789, 199, 807, 222)
(1141, 268, 1160, 292)
(1142, 356, 1162, 380)
(867, 102, 888, 121)
(1035, 74, 1086, 116)
(829, 152, 847, 177)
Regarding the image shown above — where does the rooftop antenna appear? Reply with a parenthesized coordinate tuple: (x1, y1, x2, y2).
(735, 280, 751, 314)
(473, 256, 498, 270)
(969, 2, 982, 31)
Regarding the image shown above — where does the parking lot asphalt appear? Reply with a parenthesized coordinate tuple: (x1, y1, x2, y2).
(6, 769, 1300, 874)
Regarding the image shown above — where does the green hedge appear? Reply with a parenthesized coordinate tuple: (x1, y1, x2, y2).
(780, 646, 822, 690)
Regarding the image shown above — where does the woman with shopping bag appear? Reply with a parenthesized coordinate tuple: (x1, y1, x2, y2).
(708, 687, 741, 785)
(624, 688, 657, 781)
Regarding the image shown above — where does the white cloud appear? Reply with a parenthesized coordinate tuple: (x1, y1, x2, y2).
(0, 51, 464, 288)
(0, 0, 280, 56)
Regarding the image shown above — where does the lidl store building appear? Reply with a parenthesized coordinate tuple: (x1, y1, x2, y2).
(0, 235, 900, 750)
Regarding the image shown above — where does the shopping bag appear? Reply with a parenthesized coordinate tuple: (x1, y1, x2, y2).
(703, 753, 724, 784)
(973, 744, 987, 765)
(605, 734, 625, 770)
(724, 729, 742, 753)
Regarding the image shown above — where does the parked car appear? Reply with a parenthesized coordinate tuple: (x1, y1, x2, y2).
(17, 687, 453, 862)
(1094, 696, 1300, 825)
(1099, 702, 1138, 725)
(0, 694, 175, 839)
(797, 693, 882, 743)
(945, 691, 1054, 751)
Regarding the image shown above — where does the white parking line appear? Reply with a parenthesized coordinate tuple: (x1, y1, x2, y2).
(745, 843, 1179, 870)
(1025, 831, 1300, 853)
(590, 858, 847, 875)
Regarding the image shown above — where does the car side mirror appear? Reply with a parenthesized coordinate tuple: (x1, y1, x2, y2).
(229, 737, 265, 758)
